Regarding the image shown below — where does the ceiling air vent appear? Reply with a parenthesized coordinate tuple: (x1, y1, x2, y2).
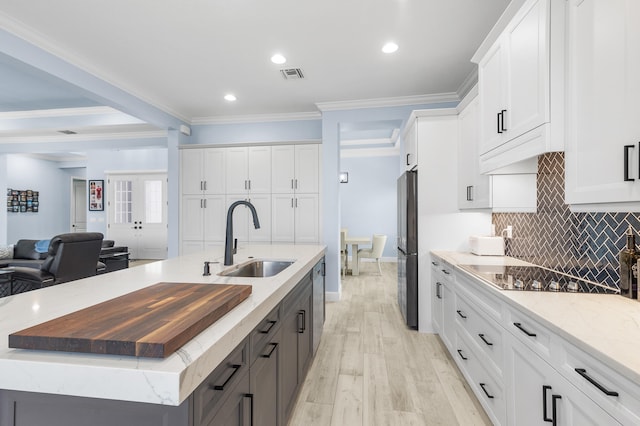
(58, 130, 77, 135)
(280, 68, 305, 80)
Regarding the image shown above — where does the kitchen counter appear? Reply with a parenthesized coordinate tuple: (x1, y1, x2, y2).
(432, 250, 640, 386)
(0, 244, 325, 406)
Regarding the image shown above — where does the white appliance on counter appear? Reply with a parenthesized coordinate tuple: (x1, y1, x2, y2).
(469, 235, 505, 256)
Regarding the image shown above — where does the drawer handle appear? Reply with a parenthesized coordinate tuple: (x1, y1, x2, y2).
(479, 383, 494, 399)
(441, 269, 450, 275)
(244, 393, 254, 426)
(436, 282, 442, 299)
(478, 333, 493, 346)
(298, 310, 306, 333)
(431, 261, 439, 266)
(574, 368, 619, 397)
(261, 342, 278, 359)
(542, 385, 553, 422)
(457, 349, 468, 360)
(212, 364, 242, 391)
(456, 310, 467, 319)
(259, 320, 277, 334)
(514, 322, 537, 337)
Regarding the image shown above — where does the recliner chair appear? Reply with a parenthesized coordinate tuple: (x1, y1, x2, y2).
(9, 232, 104, 294)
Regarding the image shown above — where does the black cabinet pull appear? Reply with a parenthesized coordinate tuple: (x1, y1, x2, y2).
(551, 394, 561, 426)
(624, 144, 635, 181)
(513, 322, 537, 337)
(244, 393, 254, 426)
(259, 320, 277, 334)
(574, 368, 619, 396)
(478, 333, 493, 346)
(497, 111, 502, 134)
(442, 269, 450, 275)
(212, 364, 242, 391)
(457, 349, 468, 360)
(466, 185, 474, 201)
(406, 153, 411, 166)
(500, 109, 507, 132)
(298, 310, 306, 333)
(479, 383, 494, 399)
(542, 385, 552, 422)
(261, 342, 278, 359)
(436, 282, 442, 299)
(456, 310, 467, 319)
(431, 261, 439, 266)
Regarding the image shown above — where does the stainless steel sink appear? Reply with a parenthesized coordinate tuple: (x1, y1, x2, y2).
(219, 259, 295, 278)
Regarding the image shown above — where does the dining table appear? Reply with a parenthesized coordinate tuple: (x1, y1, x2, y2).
(344, 236, 371, 276)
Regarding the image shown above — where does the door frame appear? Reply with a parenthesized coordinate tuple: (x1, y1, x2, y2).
(69, 176, 87, 233)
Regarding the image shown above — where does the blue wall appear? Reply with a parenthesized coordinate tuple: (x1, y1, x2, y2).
(191, 119, 322, 145)
(340, 155, 398, 258)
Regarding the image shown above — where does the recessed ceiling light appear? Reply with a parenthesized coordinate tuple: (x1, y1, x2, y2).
(382, 42, 399, 54)
(224, 94, 237, 102)
(271, 54, 287, 64)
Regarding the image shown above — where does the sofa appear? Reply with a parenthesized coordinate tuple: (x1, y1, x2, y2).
(98, 240, 130, 273)
(0, 239, 48, 269)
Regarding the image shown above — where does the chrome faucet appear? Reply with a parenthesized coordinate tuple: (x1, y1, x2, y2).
(224, 200, 260, 266)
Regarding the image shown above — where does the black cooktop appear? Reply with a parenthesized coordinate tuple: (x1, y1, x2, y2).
(459, 264, 619, 294)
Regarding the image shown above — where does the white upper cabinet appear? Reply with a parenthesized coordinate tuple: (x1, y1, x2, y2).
(458, 92, 492, 209)
(181, 148, 225, 195)
(402, 118, 418, 171)
(225, 146, 271, 194)
(271, 144, 319, 194)
(565, 0, 640, 208)
(473, 0, 564, 173)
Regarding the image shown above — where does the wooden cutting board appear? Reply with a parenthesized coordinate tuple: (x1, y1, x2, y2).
(8, 282, 252, 358)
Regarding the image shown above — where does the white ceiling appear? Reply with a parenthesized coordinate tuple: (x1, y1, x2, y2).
(0, 0, 512, 153)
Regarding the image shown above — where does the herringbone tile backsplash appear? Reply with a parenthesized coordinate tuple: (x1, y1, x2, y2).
(493, 152, 640, 291)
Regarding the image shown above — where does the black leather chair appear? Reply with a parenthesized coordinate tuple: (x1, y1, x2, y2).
(10, 232, 104, 294)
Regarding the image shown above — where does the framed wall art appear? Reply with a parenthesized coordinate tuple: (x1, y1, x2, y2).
(7, 188, 39, 213)
(88, 180, 104, 211)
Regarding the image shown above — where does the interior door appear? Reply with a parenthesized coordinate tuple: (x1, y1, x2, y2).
(107, 173, 168, 260)
(71, 178, 87, 232)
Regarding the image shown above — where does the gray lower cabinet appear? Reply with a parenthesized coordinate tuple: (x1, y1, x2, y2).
(281, 273, 313, 421)
(0, 270, 318, 426)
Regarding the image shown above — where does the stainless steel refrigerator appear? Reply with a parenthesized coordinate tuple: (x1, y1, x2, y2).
(397, 170, 418, 329)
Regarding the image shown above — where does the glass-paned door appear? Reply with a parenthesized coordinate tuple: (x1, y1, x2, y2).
(107, 173, 167, 260)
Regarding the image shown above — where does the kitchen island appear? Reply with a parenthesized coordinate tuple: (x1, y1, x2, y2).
(0, 244, 325, 426)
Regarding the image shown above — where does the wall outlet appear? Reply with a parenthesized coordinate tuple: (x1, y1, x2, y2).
(505, 225, 513, 239)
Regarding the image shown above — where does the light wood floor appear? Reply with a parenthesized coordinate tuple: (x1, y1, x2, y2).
(288, 262, 492, 426)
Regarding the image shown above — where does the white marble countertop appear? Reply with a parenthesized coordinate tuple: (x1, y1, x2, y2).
(432, 250, 640, 385)
(0, 244, 325, 406)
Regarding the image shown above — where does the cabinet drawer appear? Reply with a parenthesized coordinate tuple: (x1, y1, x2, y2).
(506, 305, 552, 362)
(431, 257, 455, 284)
(250, 304, 281, 364)
(193, 338, 250, 426)
(456, 292, 504, 377)
(455, 331, 506, 426)
(455, 270, 502, 321)
(560, 341, 640, 425)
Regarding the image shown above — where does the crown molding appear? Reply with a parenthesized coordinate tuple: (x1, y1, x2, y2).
(340, 145, 400, 158)
(0, 130, 167, 144)
(191, 111, 322, 125)
(340, 138, 392, 147)
(456, 68, 478, 101)
(456, 83, 478, 113)
(316, 93, 460, 112)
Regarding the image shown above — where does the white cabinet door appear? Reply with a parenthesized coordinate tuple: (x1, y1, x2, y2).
(225, 194, 250, 243)
(225, 147, 249, 194)
(294, 193, 319, 243)
(248, 146, 271, 194)
(181, 150, 205, 195)
(565, 0, 640, 205)
(202, 149, 226, 194)
(504, 0, 549, 140)
(295, 145, 319, 193)
(403, 119, 418, 170)
(506, 335, 620, 426)
(458, 95, 492, 209)
(478, 40, 507, 155)
(181, 195, 205, 242)
(272, 194, 295, 243)
(432, 280, 444, 334)
(202, 195, 226, 243)
(272, 145, 295, 194)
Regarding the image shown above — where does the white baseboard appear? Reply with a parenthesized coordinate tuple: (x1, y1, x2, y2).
(346, 256, 397, 263)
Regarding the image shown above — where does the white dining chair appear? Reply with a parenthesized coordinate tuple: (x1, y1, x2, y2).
(357, 234, 387, 275)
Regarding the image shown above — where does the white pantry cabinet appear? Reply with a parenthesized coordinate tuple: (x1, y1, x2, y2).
(272, 193, 319, 244)
(272, 144, 319, 194)
(181, 148, 225, 195)
(565, 0, 640, 207)
(225, 146, 271, 195)
(225, 193, 271, 244)
(472, 0, 564, 173)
